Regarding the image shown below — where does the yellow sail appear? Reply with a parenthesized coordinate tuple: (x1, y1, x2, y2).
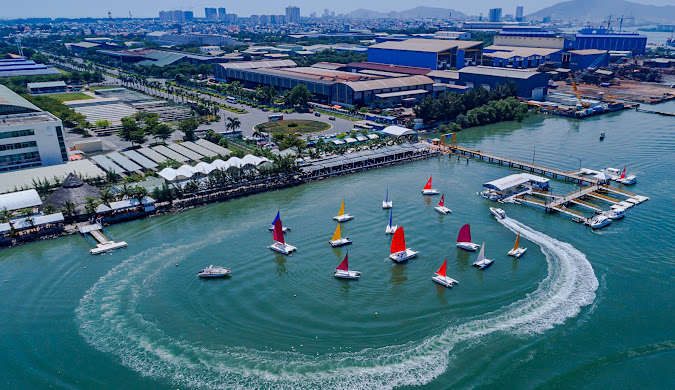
(514, 233, 520, 250)
(338, 200, 345, 216)
(332, 223, 342, 241)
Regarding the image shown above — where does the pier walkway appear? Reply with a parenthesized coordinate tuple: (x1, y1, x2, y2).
(78, 222, 127, 255)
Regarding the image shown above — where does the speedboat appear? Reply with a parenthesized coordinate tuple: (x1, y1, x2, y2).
(490, 207, 506, 219)
(197, 265, 231, 278)
(432, 258, 458, 288)
(434, 194, 452, 214)
(329, 223, 352, 247)
(422, 176, 439, 195)
(456, 224, 480, 251)
(389, 226, 419, 263)
(606, 209, 625, 220)
(334, 253, 361, 279)
(600, 132, 606, 140)
(507, 232, 527, 258)
(601, 167, 621, 179)
(589, 215, 612, 229)
(472, 242, 494, 270)
(333, 200, 354, 222)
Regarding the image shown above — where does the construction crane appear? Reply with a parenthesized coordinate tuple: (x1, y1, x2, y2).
(616, 15, 626, 33)
(568, 75, 590, 109)
(129, 10, 133, 19)
(15, 35, 24, 58)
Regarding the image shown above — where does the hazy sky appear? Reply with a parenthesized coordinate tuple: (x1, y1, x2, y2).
(3, 0, 671, 19)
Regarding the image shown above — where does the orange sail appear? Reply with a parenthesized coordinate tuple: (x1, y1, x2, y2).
(435, 258, 447, 277)
(336, 253, 349, 271)
(620, 166, 626, 179)
(273, 218, 285, 244)
(514, 233, 520, 251)
(439, 194, 445, 207)
(390, 226, 407, 254)
(423, 176, 432, 190)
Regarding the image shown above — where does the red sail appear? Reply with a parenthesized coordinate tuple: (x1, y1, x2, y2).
(336, 253, 349, 271)
(273, 219, 285, 244)
(439, 194, 445, 207)
(423, 176, 432, 190)
(435, 258, 447, 277)
(390, 226, 407, 254)
(620, 166, 626, 179)
(457, 224, 471, 243)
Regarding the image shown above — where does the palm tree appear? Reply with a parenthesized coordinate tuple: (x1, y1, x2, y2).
(100, 189, 115, 206)
(0, 207, 12, 224)
(84, 197, 100, 216)
(61, 201, 76, 218)
(226, 117, 241, 133)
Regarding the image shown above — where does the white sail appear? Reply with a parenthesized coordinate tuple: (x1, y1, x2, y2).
(477, 242, 486, 262)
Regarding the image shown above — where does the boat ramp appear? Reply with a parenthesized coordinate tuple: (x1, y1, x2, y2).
(78, 222, 127, 254)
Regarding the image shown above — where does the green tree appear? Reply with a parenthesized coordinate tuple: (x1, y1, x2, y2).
(118, 117, 140, 143)
(94, 119, 110, 129)
(99, 189, 115, 206)
(178, 118, 199, 141)
(288, 84, 313, 108)
(152, 123, 174, 143)
(226, 117, 241, 133)
(61, 201, 76, 217)
(84, 197, 100, 215)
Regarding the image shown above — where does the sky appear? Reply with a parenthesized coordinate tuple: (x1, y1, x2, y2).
(2, 0, 672, 20)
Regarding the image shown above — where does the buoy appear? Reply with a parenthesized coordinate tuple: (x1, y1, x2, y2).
(375, 312, 378, 315)
(175, 263, 179, 266)
(84, 266, 87, 269)
(293, 294, 297, 297)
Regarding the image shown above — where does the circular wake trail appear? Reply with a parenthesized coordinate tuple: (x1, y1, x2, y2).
(76, 217, 598, 389)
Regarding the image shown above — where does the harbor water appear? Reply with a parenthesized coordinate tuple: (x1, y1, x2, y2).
(0, 103, 673, 389)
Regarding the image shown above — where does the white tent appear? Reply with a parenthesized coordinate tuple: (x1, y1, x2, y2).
(0, 189, 42, 211)
(193, 162, 217, 175)
(382, 125, 416, 137)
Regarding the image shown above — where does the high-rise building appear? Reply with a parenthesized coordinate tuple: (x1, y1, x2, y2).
(205, 8, 218, 21)
(218, 8, 227, 21)
(159, 11, 171, 22)
(172, 10, 185, 22)
(159, 10, 193, 22)
(515, 6, 524, 22)
(184, 11, 194, 21)
(488, 8, 502, 23)
(286, 6, 300, 23)
(323, 8, 330, 18)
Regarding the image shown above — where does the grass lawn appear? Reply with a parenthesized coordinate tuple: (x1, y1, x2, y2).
(88, 86, 118, 91)
(46, 92, 94, 102)
(257, 120, 331, 134)
(55, 68, 71, 75)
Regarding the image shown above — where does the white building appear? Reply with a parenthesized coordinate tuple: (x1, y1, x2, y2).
(0, 85, 68, 172)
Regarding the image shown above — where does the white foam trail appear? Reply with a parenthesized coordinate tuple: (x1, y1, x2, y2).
(76, 217, 597, 389)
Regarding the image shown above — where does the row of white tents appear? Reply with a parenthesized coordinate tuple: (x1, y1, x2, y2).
(158, 155, 271, 181)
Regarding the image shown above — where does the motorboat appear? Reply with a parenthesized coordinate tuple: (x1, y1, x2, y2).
(268, 211, 291, 232)
(432, 258, 458, 288)
(434, 194, 452, 214)
(197, 265, 231, 278)
(385, 209, 397, 235)
(606, 209, 625, 220)
(456, 224, 480, 251)
(601, 167, 622, 179)
(472, 242, 494, 270)
(507, 232, 527, 258)
(329, 223, 352, 247)
(382, 188, 393, 209)
(490, 207, 506, 219)
(269, 219, 297, 254)
(389, 226, 419, 262)
(600, 132, 606, 140)
(422, 176, 439, 195)
(480, 190, 501, 201)
(334, 253, 361, 279)
(589, 215, 612, 229)
(333, 200, 354, 222)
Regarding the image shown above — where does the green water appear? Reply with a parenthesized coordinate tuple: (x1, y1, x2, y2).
(1, 104, 674, 389)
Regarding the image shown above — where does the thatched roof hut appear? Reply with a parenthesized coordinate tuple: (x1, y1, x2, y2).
(42, 173, 102, 214)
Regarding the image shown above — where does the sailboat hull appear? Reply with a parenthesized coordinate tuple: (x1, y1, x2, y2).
(333, 214, 354, 222)
(432, 275, 459, 287)
(508, 247, 527, 258)
(422, 189, 439, 195)
(456, 242, 480, 251)
(382, 201, 393, 209)
(389, 249, 419, 263)
(435, 206, 452, 214)
(334, 270, 361, 279)
(268, 226, 291, 232)
(472, 258, 494, 269)
(329, 238, 352, 247)
(269, 242, 297, 254)
(385, 224, 398, 234)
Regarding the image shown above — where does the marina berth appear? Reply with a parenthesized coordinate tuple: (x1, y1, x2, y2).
(456, 224, 480, 251)
(481, 173, 550, 201)
(434, 194, 452, 214)
(507, 233, 527, 258)
(472, 242, 494, 270)
(269, 219, 297, 254)
(389, 226, 419, 262)
(329, 223, 352, 247)
(333, 200, 354, 222)
(432, 258, 458, 288)
(422, 176, 439, 195)
(334, 253, 361, 279)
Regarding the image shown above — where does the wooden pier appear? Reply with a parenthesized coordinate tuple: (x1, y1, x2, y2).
(636, 108, 675, 117)
(78, 223, 127, 255)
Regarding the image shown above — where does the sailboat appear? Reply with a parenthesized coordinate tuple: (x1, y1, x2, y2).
(421, 176, 439, 195)
(434, 194, 452, 214)
(329, 223, 352, 247)
(268, 218, 297, 254)
(382, 188, 393, 209)
(385, 209, 397, 234)
(268, 211, 291, 232)
(431, 258, 458, 288)
(472, 241, 494, 269)
(334, 252, 361, 279)
(507, 232, 527, 258)
(456, 223, 480, 251)
(389, 226, 419, 262)
(616, 166, 637, 185)
(333, 200, 354, 222)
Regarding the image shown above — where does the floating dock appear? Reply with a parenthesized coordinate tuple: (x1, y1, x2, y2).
(78, 223, 127, 254)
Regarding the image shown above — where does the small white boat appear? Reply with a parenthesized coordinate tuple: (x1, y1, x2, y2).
(606, 209, 625, 220)
(197, 265, 231, 278)
(601, 167, 621, 179)
(382, 188, 393, 209)
(625, 197, 641, 205)
(432, 258, 458, 288)
(268, 211, 291, 232)
(269, 219, 297, 254)
(385, 209, 397, 235)
(472, 242, 494, 270)
(329, 223, 352, 247)
(490, 207, 506, 219)
(589, 215, 612, 229)
(434, 194, 452, 214)
(389, 226, 419, 262)
(333, 200, 354, 222)
(456, 224, 480, 251)
(615, 166, 637, 185)
(422, 176, 439, 195)
(334, 252, 361, 279)
(507, 232, 527, 258)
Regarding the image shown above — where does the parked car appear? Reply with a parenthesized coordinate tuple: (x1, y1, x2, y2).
(262, 107, 269, 112)
(314, 112, 321, 117)
(328, 116, 336, 121)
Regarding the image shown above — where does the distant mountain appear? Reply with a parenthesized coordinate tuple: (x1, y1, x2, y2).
(345, 6, 466, 20)
(528, 0, 675, 22)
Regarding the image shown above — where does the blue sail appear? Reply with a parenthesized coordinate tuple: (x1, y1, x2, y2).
(272, 211, 280, 226)
(389, 209, 393, 226)
(385, 188, 389, 202)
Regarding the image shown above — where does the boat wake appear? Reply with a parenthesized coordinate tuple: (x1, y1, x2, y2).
(76, 217, 597, 389)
